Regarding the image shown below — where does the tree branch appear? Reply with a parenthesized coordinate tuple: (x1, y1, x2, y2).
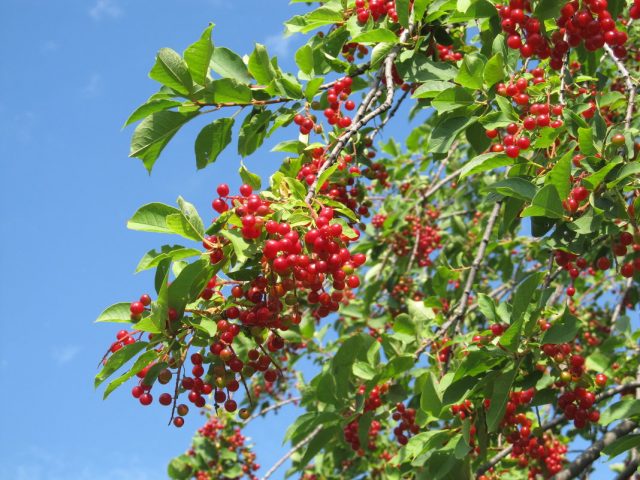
(260, 425, 322, 480)
(437, 201, 503, 335)
(245, 396, 301, 424)
(476, 382, 640, 476)
(305, 21, 416, 203)
(552, 420, 638, 480)
(603, 45, 636, 129)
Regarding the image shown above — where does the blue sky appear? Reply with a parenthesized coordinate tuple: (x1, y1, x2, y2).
(0, 1, 316, 478)
(0, 1, 628, 479)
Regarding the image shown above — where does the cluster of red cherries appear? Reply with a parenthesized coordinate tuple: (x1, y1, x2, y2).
(190, 416, 260, 480)
(436, 44, 463, 62)
(391, 402, 419, 446)
(343, 384, 389, 453)
(499, 0, 629, 69)
(354, 0, 398, 24)
(322, 76, 356, 129)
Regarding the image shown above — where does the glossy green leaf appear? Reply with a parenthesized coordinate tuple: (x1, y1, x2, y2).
(486, 367, 518, 432)
(136, 246, 201, 273)
(129, 111, 197, 172)
(102, 350, 159, 399)
(248, 43, 276, 85)
(95, 302, 133, 324)
(456, 53, 486, 90)
(460, 152, 511, 178)
(542, 310, 578, 344)
(95, 341, 148, 388)
(209, 78, 252, 104)
(239, 163, 262, 189)
(149, 48, 193, 95)
(521, 185, 564, 219)
(483, 53, 505, 87)
(127, 202, 180, 233)
(195, 117, 234, 169)
(184, 24, 214, 86)
(351, 28, 399, 44)
(124, 99, 182, 127)
(210, 46, 252, 84)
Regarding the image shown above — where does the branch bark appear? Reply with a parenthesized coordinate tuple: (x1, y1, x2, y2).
(552, 420, 638, 480)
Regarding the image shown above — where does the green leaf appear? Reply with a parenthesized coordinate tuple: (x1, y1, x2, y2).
(392, 313, 416, 338)
(460, 152, 511, 178)
(124, 99, 182, 128)
(414, 0, 430, 20)
(95, 342, 148, 388)
(584, 157, 623, 190)
(370, 42, 395, 68)
(305, 77, 324, 101)
(483, 53, 505, 88)
(248, 43, 276, 85)
(209, 78, 252, 103)
(195, 117, 234, 169)
(607, 162, 640, 189)
(149, 48, 193, 95)
(184, 24, 214, 86)
(210, 46, 252, 84)
(168, 259, 211, 313)
(429, 116, 475, 153)
(486, 367, 518, 432)
(545, 148, 573, 199)
(578, 127, 597, 155)
(238, 110, 272, 157)
(511, 272, 542, 324)
(542, 310, 578, 344)
(396, 0, 410, 27)
(534, 0, 563, 20)
(95, 302, 133, 324)
(411, 80, 452, 99)
(484, 178, 536, 201)
(239, 163, 262, 189)
(432, 87, 475, 113)
(351, 28, 399, 44)
(127, 203, 180, 233)
(601, 399, 640, 426)
(220, 229, 252, 263)
(102, 350, 159, 399)
(353, 361, 376, 380)
(456, 53, 487, 90)
(168, 457, 192, 480)
(420, 372, 443, 416)
(603, 434, 640, 458)
(136, 246, 201, 273)
(129, 111, 197, 172)
(521, 185, 564, 219)
(295, 44, 314, 75)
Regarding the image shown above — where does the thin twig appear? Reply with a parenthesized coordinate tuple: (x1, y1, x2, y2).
(603, 45, 636, 129)
(438, 201, 503, 335)
(305, 21, 416, 203)
(245, 396, 301, 424)
(260, 425, 323, 480)
(611, 277, 633, 330)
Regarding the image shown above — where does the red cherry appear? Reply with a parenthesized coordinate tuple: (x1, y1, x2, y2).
(239, 184, 253, 197)
(216, 184, 230, 197)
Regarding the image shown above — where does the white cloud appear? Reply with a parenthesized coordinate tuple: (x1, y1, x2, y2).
(89, 0, 123, 20)
(51, 345, 81, 365)
(264, 32, 294, 57)
(82, 74, 103, 97)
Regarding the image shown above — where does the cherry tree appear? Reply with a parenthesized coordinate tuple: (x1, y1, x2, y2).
(96, 1, 640, 478)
